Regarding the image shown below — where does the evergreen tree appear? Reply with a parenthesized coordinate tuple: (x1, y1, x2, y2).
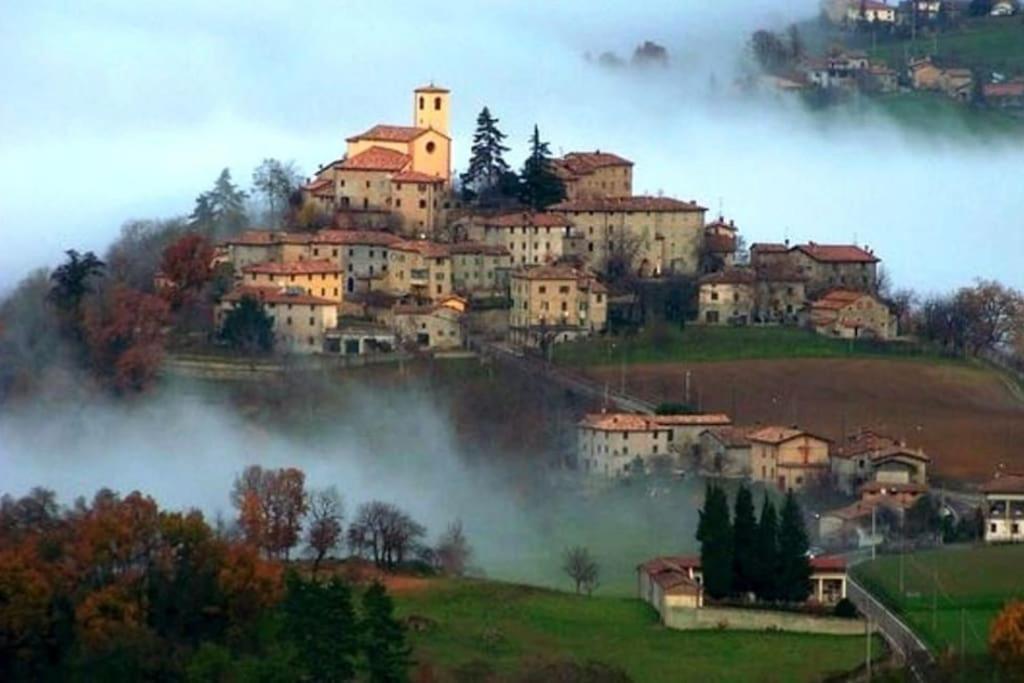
(360, 582, 411, 683)
(459, 107, 511, 203)
(282, 573, 358, 682)
(777, 491, 812, 603)
(190, 168, 249, 238)
(220, 295, 274, 353)
(731, 484, 758, 596)
(753, 496, 779, 602)
(518, 125, 566, 210)
(697, 483, 733, 600)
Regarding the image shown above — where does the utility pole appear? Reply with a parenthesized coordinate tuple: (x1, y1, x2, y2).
(899, 508, 905, 595)
(866, 616, 872, 680)
(871, 503, 877, 560)
(932, 569, 938, 632)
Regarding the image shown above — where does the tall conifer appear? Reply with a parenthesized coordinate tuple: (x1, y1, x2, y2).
(777, 491, 812, 603)
(518, 125, 566, 210)
(460, 107, 512, 202)
(731, 484, 757, 596)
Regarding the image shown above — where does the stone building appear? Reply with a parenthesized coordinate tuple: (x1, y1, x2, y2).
(551, 151, 634, 201)
(810, 289, 896, 340)
(217, 285, 338, 354)
(469, 211, 582, 267)
(509, 265, 607, 347)
(748, 426, 831, 493)
(698, 268, 756, 325)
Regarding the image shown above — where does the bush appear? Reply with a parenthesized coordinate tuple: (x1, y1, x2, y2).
(834, 598, 858, 619)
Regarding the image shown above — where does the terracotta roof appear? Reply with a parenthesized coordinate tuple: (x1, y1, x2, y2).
(984, 82, 1024, 98)
(225, 230, 315, 246)
(242, 259, 341, 275)
(449, 242, 510, 256)
(706, 216, 738, 232)
(702, 426, 757, 448)
(810, 555, 848, 572)
(391, 240, 451, 258)
(652, 570, 702, 594)
(513, 264, 589, 281)
(340, 146, 412, 172)
(823, 501, 874, 522)
(795, 243, 879, 264)
(550, 196, 707, 213)
(391, 170, 445, 184)
(554, 151, 634, 177)
(580, 413, 730, 431)
(653, 414, 732, 427)
(834, 429, 900, 459)
(871, 446, 931, 464)
(700, 268, 755, 286)
(704, 234, 737, 254)
(859, 481, 928, 496)
(747, 426, 830, 445)
(751, 243, 789, 254)
(346, 125, 428, 143)
(642, 554, 844, 575)
(980, 473, 1024, 495)
(415, 84, 450, 93)
(303, 178, 333, 192)
(392, 302, 462, 317)
(812, 289, 881, 311)
(313, 230, 401, 246)
(483, 211, 573, 228)
(222, 285, 335, 307)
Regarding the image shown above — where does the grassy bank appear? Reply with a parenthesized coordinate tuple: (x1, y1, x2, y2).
(852, 544, 1024, 654)
(394, 579, 877, 682)
(553, 325, 949, 367)
(867, 17, 1024, 73)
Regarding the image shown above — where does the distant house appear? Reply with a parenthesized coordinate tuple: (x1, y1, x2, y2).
(509, 265, 607, 348)
(981, 473, 1024, 543)
(217, 285, 338, 354)
(469, 212, 582, 268)
(831, 429, 930, 493)
(702, 216, 740, 272)
(846, 0, 898, 23)
(938, 68, 974, 101)
(754, 263, 808, 324)
(699, 426, 756, 477)
(389, 301, 465, 350)
(637, 557, 704, 621)
(990, 0, 1016, 16)
(866, 63, 900, 93)
(324, 321, 396, 355)
(752, 242, 879, 297)
(983, 81, 1024, 110)
(639, 555, 849, 608)
(910, 57, 943, 90)
(810, 289, 896, 340)
(698, 268, 756, 325)
(577, 412, 732, 477)
(748, 426, 832, 492)
(858, 480, 928, 508)
(551, 151, 634, 201)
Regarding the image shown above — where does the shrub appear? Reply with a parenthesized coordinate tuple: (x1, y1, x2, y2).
(834, 598, 858, 619)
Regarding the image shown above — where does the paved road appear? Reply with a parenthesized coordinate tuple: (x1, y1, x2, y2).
(847, 576, 933, 682)
(477, 340, 655, 414)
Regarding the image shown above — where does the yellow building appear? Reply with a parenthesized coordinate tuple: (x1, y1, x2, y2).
(386, 240, 453, 301)
(698, 268, 756, 325)
(241, 260, 343, 303)
(552, 151, 633, 200)
(509, 265, 607, 347)
(469, 212, 583, 267)
(224, 230, 317, 271)
(810, 289, 896, 340)
(217, 285, 338, 354)
(749, 427, 832, 493)
(548, 196, 707, 277)
(449, 242, 513, 297)
(389, 301, 465, 350)
(311, 229, 401, 296)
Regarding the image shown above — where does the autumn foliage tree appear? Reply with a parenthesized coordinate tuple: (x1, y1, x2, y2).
(306, 486, 344, 576)
(231, 466, 308, 560)
(991, 600, 1024, 678)
(84, 285, 170, 392)
(159, 232, 214, 311)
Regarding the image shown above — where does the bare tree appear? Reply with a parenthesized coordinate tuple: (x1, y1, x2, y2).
(562, 546, 600, 596)
(348, 501, 426, 570)
(306, 486, 344, 577)
(435, 519, 472, 577)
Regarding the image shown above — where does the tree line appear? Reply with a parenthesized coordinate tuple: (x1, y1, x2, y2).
(697, 483, 813, 604)
(0, 468, 471, 682)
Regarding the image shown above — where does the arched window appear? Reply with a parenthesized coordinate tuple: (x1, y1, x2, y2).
(425, 141, 436, 154)
(419, 96, 424, 110)
(434, 96, 441, 110)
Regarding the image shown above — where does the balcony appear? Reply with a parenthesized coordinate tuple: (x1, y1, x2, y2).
(409, 268, 430, 285)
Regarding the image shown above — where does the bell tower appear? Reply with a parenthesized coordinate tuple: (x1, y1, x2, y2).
(414, 84, 450, 136)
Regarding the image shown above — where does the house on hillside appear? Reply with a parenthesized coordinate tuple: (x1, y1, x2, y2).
(577, 412, 732, 477)
(754, 263, 808, 324)
(702, 216, 740, 272)
(697, 268, 756, 325)
(910, 57, 944, 90)
(748, 427, 832, 492)
(386, 240, 453, 301)
(449, 242, 514, 298)
(242, 260, 343, 304)
(388, 301, 465, 350)
(981, 472, 1024, 543)
(509, 265, 607, 347)
(831, 429, 930, 493)
(698, 426, 756, 477)
(984, 81, 1024, 110)
(810, 289, 896, 340)
(217, 285, 339, 354)
(551, 151, 634, 201)
(939, 68, 974, 101)
(845, 0, 898, 23)
(469, 212, 582, 267)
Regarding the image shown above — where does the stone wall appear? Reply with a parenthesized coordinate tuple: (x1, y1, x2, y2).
(664, 605, 867, 636)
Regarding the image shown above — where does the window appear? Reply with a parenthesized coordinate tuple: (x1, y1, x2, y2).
(419, 199, 426, 209)
(559, 286, 570, 294)
(434, 96, 442, 110)
(309, 317, 315, 325)
(308, 336, 314, 346)
(395, 198, 401, 207)
(419, 96, 424, 110)
(365, 180, 371, 189)
(711, 291, 719, 301)
(425, 141, 436, 154)
(539, 286, 546, 294)
(286, 317, 292, 325)
(991, 523, 998, 533)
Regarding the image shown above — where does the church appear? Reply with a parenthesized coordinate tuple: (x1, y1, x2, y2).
(303, 85, 454, 236)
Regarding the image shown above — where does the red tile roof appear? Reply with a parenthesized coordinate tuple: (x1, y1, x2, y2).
(644, 554, 845, 574)
(834, 429, 900, 459)
(391, 240, 451, 258)
(340, 146, 411, 172)
(702, 425, 758, 448)
(392, 170, 445, 184)
(980, 473, 1024, 495)
(222, 285, 335, 307)
(812, 289, 879, 312)
(242, 259, 341, 275)
(554, 151, 634, 177)
(751, 243, 789, 254)
(449, 242, 511, 256)
(302, 178, 333, 192)
(699, 268, 755, 286)
(415, 84, 450, 93)
(483, 211, 573, 228)
(346, 125, 428, 143)
(225, 230, 314, 246)
(984, 82, 1024, 98)
(313, 230, 402, 246)
(579, 413, 730, 431)
(747, 426, 830, 445)
(859, 481, 928, 496)
(550, 196, 706, 213)
(795, 243, 879, 264)
(871, 445, 931, 464)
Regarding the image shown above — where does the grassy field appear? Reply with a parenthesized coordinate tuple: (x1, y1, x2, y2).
(866, 17, 1024, 73)
(852, 544, 1024, 655)
(869, 90, 1024, 135)
(393, 578, 878, 682)
(552, 325, 947, 367)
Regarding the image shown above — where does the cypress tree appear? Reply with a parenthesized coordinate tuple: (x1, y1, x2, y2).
(518, 125, 566, 210)
(282, 573, 358, 682)
(697, 483, 733, 600)
(777, 491, 812, 603)
(731, 484, 758, 596)
(361, 581, 411, 683)
(753, 496, 779, 602)
(460, 107, 512, 202)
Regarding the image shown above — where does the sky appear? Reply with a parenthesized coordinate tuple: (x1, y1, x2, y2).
(1, 0, 1022, 295)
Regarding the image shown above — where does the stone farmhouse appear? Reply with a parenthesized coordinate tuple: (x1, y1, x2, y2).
(831, 429, 930, 494)
(509, 265, 608, 347)
(748, 426, 832, 493)
(810, 289, 897, 340)
(698, 426, 757, 478)
(551, 151, 634, 201)
(752, 242, 880, 297)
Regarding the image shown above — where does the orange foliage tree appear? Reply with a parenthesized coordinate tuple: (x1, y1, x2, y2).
(84, 285, 170, 392)
(159, 233, 214, 311)
(991, 599, 1024, 676)
(231, 466, 308, 560)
